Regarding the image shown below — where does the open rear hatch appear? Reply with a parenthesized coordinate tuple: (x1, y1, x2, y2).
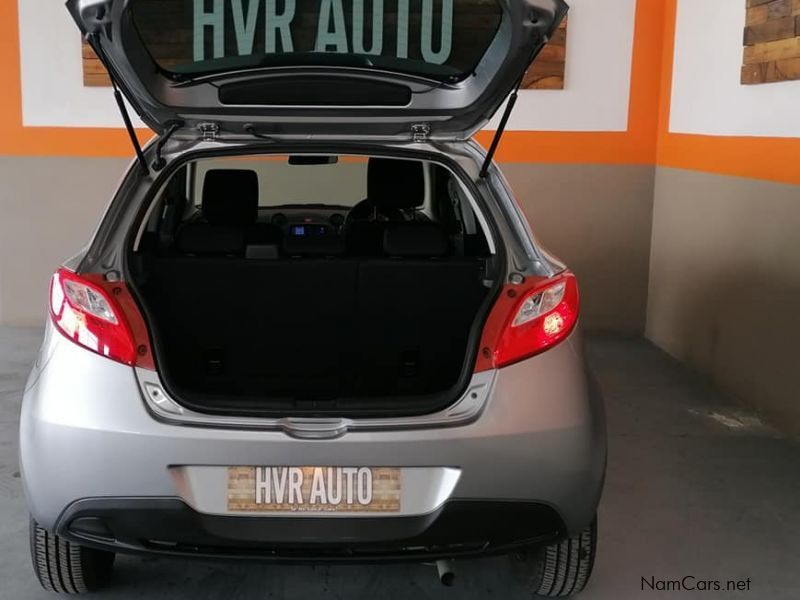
(128, 155, 502, 417)
(67, 0, 567, 139)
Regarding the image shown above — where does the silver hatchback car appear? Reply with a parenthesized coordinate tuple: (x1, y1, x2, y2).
(21, 0, 604, 596)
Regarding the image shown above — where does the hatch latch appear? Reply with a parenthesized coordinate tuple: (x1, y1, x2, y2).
(198, 122, 220, 142)
(411, 123, 431, 143)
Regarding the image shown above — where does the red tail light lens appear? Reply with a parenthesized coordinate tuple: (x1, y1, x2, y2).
(475, 272, 579, 371)
(49, 268, 154, 369)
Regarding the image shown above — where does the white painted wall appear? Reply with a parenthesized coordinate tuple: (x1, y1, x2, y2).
(670, 0, 800, 138)
(491, 0, 636, 132)
(18, 0, 143, 128)
(18, 0, 636, 133)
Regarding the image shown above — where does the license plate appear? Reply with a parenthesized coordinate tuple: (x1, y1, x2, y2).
(227, 467, 401, 513)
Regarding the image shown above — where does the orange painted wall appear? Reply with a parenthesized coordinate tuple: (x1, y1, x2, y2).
(2, 0, 800, 185)
(0, 0, 663, 162)
(656, 0, 800, 185)
(0, 1, 151, 157)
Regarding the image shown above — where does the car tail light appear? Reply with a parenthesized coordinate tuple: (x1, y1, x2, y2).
(475, 272, 579, 371)
(49, 268, 154, 369)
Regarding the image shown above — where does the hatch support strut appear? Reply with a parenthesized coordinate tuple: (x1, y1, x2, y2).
(480, 43, 547, 179)
(110, 79, 149, 175)
(87, 33, 149, 175)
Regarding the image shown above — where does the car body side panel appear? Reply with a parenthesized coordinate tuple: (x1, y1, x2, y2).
(21, 323, 604, 537)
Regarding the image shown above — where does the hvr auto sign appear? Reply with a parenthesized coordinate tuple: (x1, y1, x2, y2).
(193, 0, 455, 64)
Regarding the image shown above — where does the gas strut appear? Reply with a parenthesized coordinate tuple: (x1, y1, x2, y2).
(110, 79, 149, 175)
(479, 38, 553, 179)
(87, 33, 149, 175)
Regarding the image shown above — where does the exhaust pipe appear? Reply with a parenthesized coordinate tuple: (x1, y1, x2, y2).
(436, 559, 455, 586)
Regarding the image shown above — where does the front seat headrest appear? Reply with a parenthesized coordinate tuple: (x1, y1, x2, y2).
(202, 169, 259, 226)
(367, 158, 425, 210)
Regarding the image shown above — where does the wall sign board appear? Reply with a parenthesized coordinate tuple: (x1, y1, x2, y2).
(742, 0, 800, 85)
(523, 16, 567, 90)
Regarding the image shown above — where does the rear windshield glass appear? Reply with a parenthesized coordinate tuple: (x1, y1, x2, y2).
(194, 155, 369, 207)
(138, 154, 493, 259)
(129, 0, 504, 83)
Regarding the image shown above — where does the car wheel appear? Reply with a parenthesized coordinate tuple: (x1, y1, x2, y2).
(29, 518, 115, 594)
(519, 517, 597, 597)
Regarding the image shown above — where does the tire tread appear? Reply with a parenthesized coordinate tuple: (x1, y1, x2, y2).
(526, 517, 597, 598)
(29, 518, 113, 594)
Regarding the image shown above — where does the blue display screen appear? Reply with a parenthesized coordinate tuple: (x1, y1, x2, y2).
(291, 224, 327, 237)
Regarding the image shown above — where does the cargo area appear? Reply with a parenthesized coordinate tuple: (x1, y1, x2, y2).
(128, 154, 498, 416)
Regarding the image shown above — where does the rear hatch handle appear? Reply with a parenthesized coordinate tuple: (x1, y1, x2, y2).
(278, 418, 350, 440)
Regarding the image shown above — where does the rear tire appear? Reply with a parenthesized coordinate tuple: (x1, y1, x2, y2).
(29, 518, 115, 594)
(520, 517, 597, 597)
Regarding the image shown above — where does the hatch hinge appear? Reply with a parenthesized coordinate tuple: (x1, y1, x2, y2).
(198, 122, 220, 142)
(152, 120, 184, 171)
(411, 123, 431, 143)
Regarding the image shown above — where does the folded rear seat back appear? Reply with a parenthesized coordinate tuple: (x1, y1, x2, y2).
(354, 221, 487, 395)
(176, 224, 245, 256)
(145, 255, 361, 401)
(283, 235, 346, 258)
(383, 222, 451, 258)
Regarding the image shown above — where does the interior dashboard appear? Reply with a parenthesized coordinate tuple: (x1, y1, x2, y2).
(261, 205, 349, 239)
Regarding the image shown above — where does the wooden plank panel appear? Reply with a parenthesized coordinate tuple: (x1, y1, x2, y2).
(84, 71, 112, 87)
(524, 60, 568, 88)
(768, 0, 794, 19)
(81, 41, 110, 86)
(743, 16, 796, 45)
(771, 55, 800, 79)
(756, 56, 800, 81)
(742, 61, 770, 83)
(527, 76, 564, 90)
(549, 27, 568, 46)
(747, 5, 770, 25)
(740, 59, 800, 84)
(536, 44, 567, 63)
(525, 16, 568, 89)
(743, 0, 800, 83)
(743, 35, 800, 63)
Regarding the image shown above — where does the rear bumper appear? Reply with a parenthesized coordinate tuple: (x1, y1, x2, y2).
(21, 323, 606, 549)
(59, 498, 564, 562)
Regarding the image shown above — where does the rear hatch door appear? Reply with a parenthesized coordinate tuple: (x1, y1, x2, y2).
(67, 0, 567, 139)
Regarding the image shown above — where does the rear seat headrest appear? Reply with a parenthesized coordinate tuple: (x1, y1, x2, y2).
(368, 158, 425, 210)
(202, 169, 259, 226)
(384, 223, 449, 258)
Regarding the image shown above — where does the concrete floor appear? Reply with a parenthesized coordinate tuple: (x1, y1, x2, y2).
(1, 327, 799, 599)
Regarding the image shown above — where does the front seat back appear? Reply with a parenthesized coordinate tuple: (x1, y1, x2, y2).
(346, 158, 426, 256)
(176, 169, 259, 256)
